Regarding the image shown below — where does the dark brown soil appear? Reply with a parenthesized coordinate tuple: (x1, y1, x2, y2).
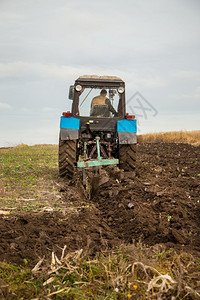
(0, 143, 199, 267)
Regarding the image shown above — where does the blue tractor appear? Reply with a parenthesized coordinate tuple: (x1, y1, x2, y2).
(59, 75, 137, 178)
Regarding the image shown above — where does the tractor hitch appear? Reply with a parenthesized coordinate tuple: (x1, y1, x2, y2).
(77, 137, 119, 168)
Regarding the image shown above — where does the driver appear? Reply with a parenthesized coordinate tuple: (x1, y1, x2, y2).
(90, 89, 118, 117)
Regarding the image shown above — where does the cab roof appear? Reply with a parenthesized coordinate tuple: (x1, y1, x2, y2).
(76, 75, 124, 83)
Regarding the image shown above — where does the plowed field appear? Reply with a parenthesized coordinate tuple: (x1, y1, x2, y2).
(0, 143, 199, 267)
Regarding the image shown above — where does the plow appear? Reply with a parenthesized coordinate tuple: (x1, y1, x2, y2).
(77, 136, 119, 198)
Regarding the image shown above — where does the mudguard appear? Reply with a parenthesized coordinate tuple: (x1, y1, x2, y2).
(117, 119, 137, 144)
(60, 116, 80, 140)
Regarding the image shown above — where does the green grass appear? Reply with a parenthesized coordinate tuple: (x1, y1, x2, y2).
(0, 144, 59, 211)
(0, 261, 41, 299)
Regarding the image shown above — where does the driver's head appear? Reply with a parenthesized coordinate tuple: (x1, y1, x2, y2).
(100, 89, 107, 96)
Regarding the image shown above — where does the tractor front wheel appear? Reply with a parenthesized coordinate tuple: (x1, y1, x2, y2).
(58, 138, 76, 178)
(119, 144, 136, 171)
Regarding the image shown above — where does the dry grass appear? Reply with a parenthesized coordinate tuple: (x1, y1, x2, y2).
(2, 244, 199, 299)
(138, 131, 200, 145)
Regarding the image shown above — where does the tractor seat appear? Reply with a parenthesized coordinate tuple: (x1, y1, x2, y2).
(90, 105, 111, 117)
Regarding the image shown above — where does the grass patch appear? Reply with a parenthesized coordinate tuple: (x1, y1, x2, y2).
(0, 245, 199, 299)
(0, 261, 39, 299)
(0, 144, 59, 211)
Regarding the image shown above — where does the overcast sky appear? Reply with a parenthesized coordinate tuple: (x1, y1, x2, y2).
(0, 0, 199, 146)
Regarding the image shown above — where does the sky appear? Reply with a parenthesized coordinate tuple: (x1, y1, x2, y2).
(0, 0, 200, 146)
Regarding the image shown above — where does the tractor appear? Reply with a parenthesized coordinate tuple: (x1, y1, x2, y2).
(58, 75, 137, 178)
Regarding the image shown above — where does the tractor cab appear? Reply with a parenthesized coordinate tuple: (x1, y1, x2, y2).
(69, 75, 126, 119)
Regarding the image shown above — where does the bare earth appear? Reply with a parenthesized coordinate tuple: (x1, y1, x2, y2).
(0, 142, 199, 267)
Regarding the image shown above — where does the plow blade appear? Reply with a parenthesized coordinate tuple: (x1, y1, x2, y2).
(77, 158, 119, 168)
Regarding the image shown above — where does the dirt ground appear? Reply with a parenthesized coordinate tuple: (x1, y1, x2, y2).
(0, 143, 199, 267)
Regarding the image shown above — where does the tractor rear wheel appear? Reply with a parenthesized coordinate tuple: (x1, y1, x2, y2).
(119, 144, 136, 171)
(58, 138, 76, 178)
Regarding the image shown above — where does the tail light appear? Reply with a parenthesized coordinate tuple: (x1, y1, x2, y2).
(63, 111, 72, 117)
(125, 114, 135, 119)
